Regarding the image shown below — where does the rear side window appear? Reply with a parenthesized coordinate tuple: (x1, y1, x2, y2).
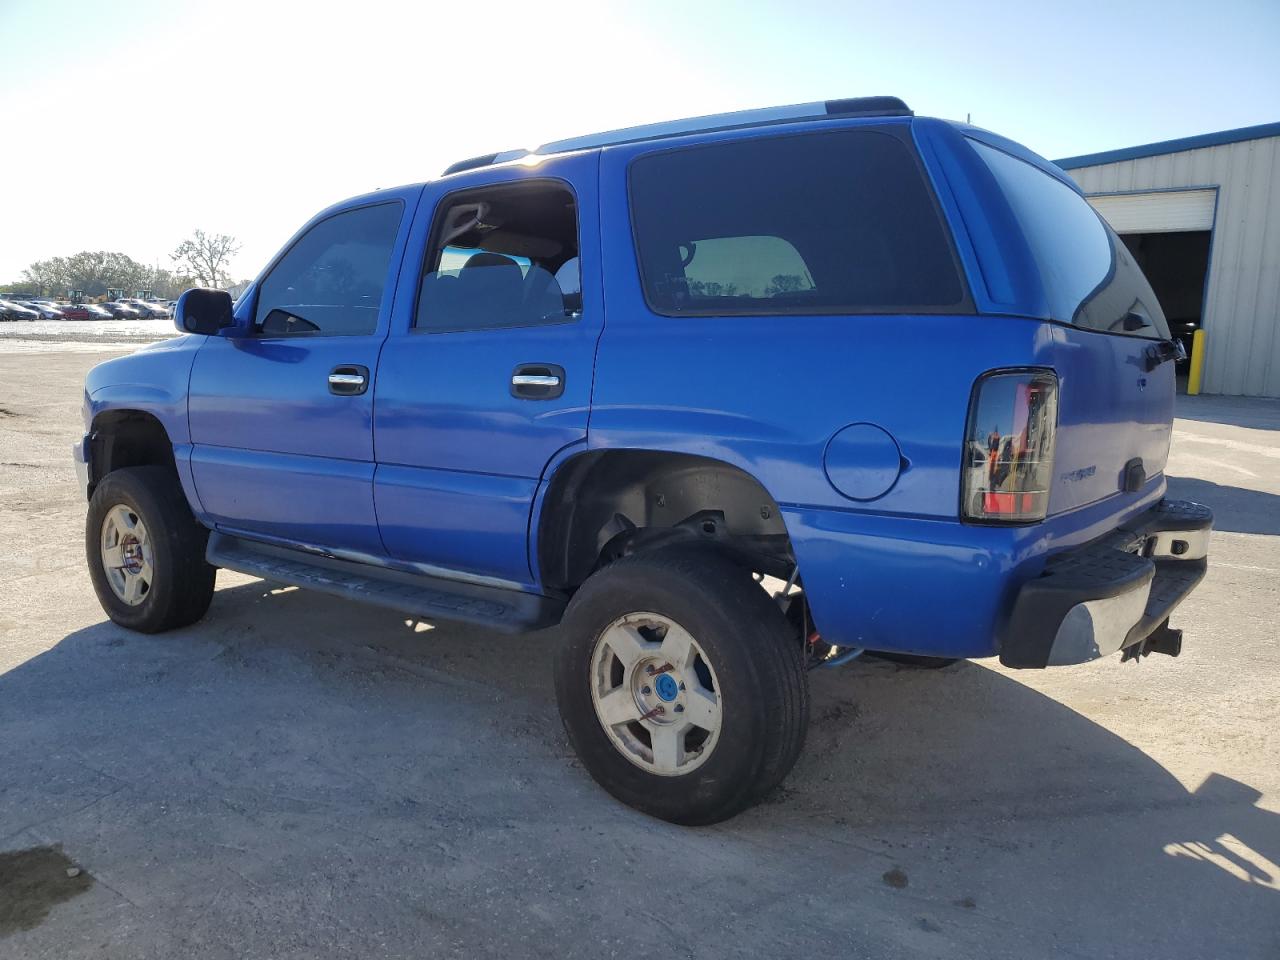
(255, 201, 403, 337)
(970, 140, 1169, 339)
(629, 129, 967, 316)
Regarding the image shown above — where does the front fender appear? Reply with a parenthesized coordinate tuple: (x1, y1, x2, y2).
(84, 335, 203, 443)
(81, 336, 206, 515)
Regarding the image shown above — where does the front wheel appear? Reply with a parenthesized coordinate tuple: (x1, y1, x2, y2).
(86, 466, 216, 633)
(554, 546, 808, 825)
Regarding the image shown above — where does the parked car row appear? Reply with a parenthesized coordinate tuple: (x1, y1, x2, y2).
(0, 297, 176, 321)
(0, 299, 42, 321)
(60, 303, 117, 321)
(103, 299, 176, 319)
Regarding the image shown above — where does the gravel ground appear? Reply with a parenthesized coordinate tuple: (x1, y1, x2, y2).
(1, 346, 1277, 959)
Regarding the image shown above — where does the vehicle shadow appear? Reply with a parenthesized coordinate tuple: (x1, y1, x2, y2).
(1, 578, 1276, 957)
(1165, 475, 1280, 535)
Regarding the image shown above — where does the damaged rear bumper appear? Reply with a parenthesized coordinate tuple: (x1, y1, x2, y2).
(1000, 499, 1212, 668)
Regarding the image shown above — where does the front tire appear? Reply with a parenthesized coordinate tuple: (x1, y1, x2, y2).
(86, 466, 216, 633)
(554, 546, 808, 825)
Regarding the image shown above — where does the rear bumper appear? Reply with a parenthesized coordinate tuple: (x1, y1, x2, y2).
(1000, 499, 1212, 668)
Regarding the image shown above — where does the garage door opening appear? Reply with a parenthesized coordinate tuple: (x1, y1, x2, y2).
(1119, 230, 1211, 390)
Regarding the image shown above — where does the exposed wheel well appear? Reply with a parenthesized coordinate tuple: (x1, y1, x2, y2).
(89, 411, 176, 493)
(537, 450, 793, 591)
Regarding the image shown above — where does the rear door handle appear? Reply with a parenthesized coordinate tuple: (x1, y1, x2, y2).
(329, 364, 369, 396)
(511, 363, 565, 399)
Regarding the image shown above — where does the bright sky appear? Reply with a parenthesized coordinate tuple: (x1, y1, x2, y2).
(2, 0, 1277, 284)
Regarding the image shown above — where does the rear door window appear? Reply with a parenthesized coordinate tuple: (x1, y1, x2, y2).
(415, 180, 580, 333)
(970, 140, 1169, 339)
(628, 128, 968, 316)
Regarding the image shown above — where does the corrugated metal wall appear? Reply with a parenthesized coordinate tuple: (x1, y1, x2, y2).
(1066, 136, 1280, 397)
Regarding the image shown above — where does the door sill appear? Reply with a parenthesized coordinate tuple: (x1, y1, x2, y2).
(207, 532, 564, 633)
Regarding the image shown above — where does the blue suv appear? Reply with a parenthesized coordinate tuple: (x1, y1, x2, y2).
(75, 97, 1211, 824)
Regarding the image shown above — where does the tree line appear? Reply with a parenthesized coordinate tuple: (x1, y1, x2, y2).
(1, 230, 243, 300)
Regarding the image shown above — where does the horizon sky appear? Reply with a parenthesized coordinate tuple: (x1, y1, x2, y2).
(2, 0, 1278, 285)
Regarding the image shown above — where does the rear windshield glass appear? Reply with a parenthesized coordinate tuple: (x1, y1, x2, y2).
(970, 140, 1169, 339)
(629, 129, 967, 316)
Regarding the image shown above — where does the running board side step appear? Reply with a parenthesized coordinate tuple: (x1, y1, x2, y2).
(206, 532, 564, 633)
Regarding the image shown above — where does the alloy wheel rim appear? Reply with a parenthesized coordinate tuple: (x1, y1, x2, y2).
(589, 612, 723, 776)
(100, 504, 153, 606)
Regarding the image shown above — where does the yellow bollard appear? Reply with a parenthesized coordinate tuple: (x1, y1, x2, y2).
(1187, 329, 1206, 396)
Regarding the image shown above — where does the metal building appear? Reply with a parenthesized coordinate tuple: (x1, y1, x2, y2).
(1056, 122, 1280, 397)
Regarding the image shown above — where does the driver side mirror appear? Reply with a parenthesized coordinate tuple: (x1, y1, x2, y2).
(175, 288, 235, 336)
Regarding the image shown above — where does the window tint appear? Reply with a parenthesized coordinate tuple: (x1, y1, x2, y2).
(971, 140, 1169, 339)
(416, 182, 580, 332)
(629, 129, 966, 315)
(255, 202, 402, 337)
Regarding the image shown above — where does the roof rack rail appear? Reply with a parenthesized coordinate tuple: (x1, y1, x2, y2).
(439, 96, 911, 176)
(442, 152, 502, 176)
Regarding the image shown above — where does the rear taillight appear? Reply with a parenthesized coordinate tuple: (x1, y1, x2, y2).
(962, 369, 1059, 523)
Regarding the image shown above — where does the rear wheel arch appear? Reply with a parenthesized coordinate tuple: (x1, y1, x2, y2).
(536, 448, 794, 591)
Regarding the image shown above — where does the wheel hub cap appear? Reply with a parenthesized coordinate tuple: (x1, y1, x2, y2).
(121, 538, 144, 575)
(589, 612, 723, 776)
(653, 672, 679, 702)
(100, 504, 153, 607)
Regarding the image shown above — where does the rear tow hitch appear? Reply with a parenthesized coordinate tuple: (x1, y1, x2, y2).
(1122, 620, 1183, 663)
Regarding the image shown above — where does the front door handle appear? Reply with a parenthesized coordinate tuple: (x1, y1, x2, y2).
(511, 363, 565, 399)
(329, 364, 369, 396)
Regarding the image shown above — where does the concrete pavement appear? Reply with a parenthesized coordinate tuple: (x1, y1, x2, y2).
(1, 348, 1276, 959)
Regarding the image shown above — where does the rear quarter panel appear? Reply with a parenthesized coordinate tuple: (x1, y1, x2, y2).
(916, 118, 1177, 516)
(589, 121, 1171, 657)
(592, 133, 1046, 655)
(592, 126, 1056, 522)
